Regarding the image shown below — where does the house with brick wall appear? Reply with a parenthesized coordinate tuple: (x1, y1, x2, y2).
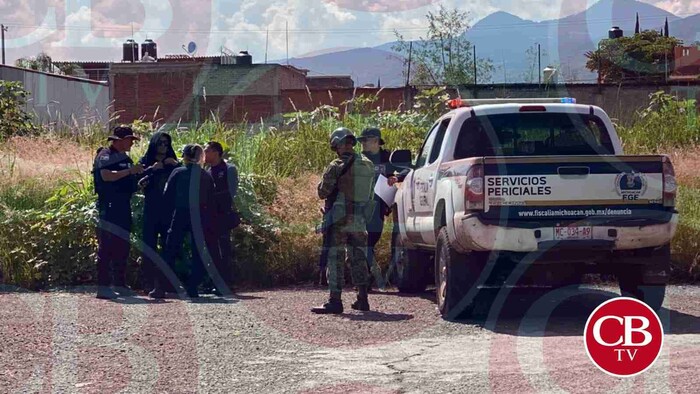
(671, 45, 700, 82)
(109, 59, 308, 124)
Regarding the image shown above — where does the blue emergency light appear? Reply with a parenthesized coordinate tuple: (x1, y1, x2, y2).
(561, 97, 577, 103)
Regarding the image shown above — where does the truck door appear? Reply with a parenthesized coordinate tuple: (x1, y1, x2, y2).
(412, 118, 451, 245)
(404, 121, 438, 243)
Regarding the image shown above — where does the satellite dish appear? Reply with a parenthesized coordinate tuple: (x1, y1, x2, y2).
(187, 41, 197, 55)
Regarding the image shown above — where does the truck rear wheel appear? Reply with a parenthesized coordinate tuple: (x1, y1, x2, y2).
(436, 227, 488, 320)
(390, 235, 430, 293)
(618, 275, 666, 312)
(616, 244, 670, 312)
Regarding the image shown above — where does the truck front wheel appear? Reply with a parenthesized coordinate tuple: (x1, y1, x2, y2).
(436, 227, 488, 320)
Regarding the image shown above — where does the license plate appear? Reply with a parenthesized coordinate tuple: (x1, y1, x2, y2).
(554, 226, 592, 240)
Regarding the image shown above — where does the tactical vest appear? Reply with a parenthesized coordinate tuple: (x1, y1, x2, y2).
(336, 154, 375, 204)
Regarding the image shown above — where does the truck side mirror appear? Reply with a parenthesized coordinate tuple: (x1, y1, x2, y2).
(390, 149, 413, 169)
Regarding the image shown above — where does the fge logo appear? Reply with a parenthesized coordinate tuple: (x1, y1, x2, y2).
(584, 297, 664, 377)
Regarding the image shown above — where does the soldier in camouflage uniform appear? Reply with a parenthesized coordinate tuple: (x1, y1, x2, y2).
(311, 128, 376, 314)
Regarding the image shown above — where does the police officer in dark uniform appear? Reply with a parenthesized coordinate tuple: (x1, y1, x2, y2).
(93, 126, 144, 300)
(150, 144, 218, 299)
(204, 141, 239, 295)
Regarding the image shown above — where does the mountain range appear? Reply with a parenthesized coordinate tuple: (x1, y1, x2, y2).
(284, 0, 700, 86)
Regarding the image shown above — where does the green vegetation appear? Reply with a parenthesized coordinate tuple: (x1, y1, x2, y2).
(617, 91, 699, 153)
(585, 30, 681, 83)
(0, 90, 699, 289)
(0, 81, 37, 140)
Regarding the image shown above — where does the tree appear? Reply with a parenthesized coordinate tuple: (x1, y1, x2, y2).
(15, 52, 54, 72)
(585, 30, 681, 83)
(55, 63, 79, 76)
(393, 5, 494, 86)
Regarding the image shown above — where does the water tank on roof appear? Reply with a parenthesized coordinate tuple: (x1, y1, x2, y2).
(609, 26, 623, 39)
(543, 66, 558, 84)
(141, 39, 157, 59)
(235, 51, 253, 65)
(123, 39, 139, 62)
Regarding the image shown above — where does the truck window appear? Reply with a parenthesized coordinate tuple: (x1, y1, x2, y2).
(428, 118, 450, 164)
(415, 122, 440, 168)
(453, 112, 615, 158)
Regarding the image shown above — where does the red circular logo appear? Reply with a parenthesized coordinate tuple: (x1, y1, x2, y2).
(584, 297, 664, 377)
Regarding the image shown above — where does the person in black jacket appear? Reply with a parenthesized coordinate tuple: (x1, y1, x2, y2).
(149, 144, 218, 299)
(358, 127, 409, 288)
(137, 131, 180, 293)
(204, 141, 239, 294)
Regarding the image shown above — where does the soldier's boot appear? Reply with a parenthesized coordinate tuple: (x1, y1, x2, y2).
(311, 292, 343, 314)
(351, 286, 370, 311)
(96, 286, 117, 300)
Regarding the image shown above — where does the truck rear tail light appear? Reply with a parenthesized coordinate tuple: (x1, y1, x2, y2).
(519, 105, 547, 112)
(465, 164, 484, 211)
(663, 157, 677, 207)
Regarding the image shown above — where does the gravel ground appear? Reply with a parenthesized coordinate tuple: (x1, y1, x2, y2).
(1, 284, 699, 393)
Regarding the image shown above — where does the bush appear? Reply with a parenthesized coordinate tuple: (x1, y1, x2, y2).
(0, 81, 37, 140)
(0, 170, 284, 290)
(617, 91, 699, 153)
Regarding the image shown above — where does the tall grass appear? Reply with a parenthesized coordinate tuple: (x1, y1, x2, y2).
(673, 187, 700, 279)
(617, 92, 699, 154)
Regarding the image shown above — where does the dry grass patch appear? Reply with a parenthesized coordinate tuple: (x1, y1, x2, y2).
(262, 173, 396, 283)
(0, 136, 92, 183)
(668, 148, 700, 188)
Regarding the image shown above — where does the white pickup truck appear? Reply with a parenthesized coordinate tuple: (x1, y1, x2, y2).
(388, 98, 678, 319)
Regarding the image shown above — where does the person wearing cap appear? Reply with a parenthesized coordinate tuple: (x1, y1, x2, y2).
(357, 127, 407, 288)
(150, 144, 218, 299)
(204, 141, 239, 295)
(312, 127, 376, 314)
(92, 126, 145, 300)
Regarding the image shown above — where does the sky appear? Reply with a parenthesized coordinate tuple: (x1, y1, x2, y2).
(1, 0, 699, 64)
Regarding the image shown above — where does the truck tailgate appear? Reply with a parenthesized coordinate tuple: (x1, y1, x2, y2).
(482, 156, 668, 221)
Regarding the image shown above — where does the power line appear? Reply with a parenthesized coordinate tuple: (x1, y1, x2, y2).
(1, 13, 697, 35)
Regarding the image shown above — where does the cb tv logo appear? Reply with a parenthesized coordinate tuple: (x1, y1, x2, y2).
(584, 297, 664, 377)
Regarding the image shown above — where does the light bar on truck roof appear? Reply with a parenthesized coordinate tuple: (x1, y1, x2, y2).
(447, 97, 577, 109)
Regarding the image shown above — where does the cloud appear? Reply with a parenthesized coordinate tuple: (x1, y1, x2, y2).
(641, 0, 700, 16)
(324, 0, 438, 13)
(4, 0, 699, 65)
(210, 0, 362, 61)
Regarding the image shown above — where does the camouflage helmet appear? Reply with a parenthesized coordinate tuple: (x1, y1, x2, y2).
(329, 127, 357, 150)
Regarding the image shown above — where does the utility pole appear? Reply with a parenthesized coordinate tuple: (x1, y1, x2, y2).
(265, 28, 269, 64)
(286, 21, 289, 66)
(1, 24, 7, 65)
(473, 45, 477, 85)
(538, 43, 541, 86)
(405, 41, 413, 87)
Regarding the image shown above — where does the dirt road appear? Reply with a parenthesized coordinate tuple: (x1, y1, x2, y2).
(1, 285, 699, 393)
